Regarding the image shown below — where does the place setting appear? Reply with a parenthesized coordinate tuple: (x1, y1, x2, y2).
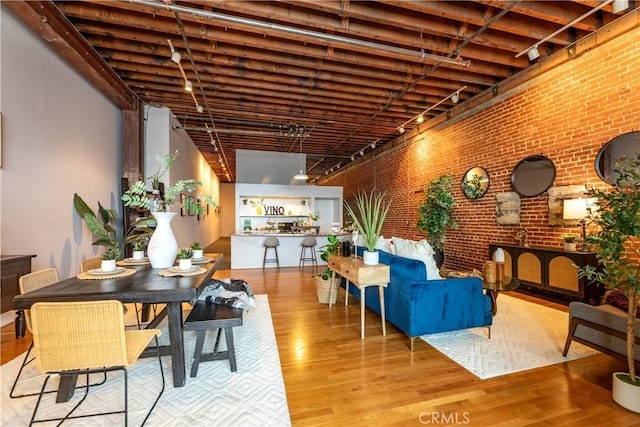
(77, 266, 137, 280)
(117, 256, 151, 266)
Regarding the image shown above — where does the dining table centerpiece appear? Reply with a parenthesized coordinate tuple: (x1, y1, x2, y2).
(121, 150, 217, 268)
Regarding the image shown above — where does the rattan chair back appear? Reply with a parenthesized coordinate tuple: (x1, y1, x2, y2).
(18, 268, 58, 332)
(80, 257, 102, 272)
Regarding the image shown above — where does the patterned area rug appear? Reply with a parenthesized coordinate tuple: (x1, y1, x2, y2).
(1, 294, 291, 426)
(420, 295, 598, 379)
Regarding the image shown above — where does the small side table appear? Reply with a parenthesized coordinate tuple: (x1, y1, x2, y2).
(483, 277, 520, 315)
(327, 255, 390, 339)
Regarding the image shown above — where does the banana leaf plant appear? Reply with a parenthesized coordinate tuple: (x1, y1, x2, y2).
(73, 193, 120, 259)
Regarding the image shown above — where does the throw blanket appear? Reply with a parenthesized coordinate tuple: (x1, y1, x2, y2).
(199, 278, 256, 310)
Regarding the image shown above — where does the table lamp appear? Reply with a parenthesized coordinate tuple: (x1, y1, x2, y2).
(563, 198, 596, 241)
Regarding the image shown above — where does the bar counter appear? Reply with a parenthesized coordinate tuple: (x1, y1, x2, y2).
(231, 232, 350, 269)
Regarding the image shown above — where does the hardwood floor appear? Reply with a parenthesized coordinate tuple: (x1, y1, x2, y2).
(3, 266, 638, 425)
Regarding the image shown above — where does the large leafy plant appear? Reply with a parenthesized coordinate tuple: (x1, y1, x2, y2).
(317, 235, 340, 280)
(417, 174, 458, 251)
(578, 153, 640, 386)
(121, 150, 216, 215)
(73, 193, 120, 260)
(344, 189, 391, 252)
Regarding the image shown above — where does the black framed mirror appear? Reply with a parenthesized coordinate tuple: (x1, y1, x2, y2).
(595, 131, 640, 185)
(511, 155, 556, 197)
(461, 166, 490, 199)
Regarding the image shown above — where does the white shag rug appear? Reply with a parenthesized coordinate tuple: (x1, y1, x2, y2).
(1, 294, 291, 426)
(420, 294, 598, 379)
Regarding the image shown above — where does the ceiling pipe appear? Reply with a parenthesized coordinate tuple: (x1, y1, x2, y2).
(131, 0, 470, 67)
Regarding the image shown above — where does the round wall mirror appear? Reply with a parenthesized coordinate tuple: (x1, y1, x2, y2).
(595, 131, 640, 185)
(511, 155, 556, 197)
(461, 166, 490, 199)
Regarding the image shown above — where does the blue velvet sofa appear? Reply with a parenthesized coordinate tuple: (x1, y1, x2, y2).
(346, 248, 493, 350)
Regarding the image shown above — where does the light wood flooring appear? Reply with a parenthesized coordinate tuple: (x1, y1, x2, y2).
(2, 266, 638, 425)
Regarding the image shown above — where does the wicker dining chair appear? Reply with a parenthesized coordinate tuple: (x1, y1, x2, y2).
(28, 300, 164, 426)
(9, 268, 108, 398)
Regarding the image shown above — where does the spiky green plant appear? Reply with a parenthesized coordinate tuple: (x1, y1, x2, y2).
(344, 190, 391, 252)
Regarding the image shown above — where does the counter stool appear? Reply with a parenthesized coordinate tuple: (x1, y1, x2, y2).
(299, 236, 318, 268)
(263, 237, 280, 270)
(183, 300, 243, 376)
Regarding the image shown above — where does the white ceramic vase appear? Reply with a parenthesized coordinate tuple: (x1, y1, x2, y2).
(192, 249, 204, 259)
(612, 372, 640, 413)
(363, 250, 379, 265)
(101, 259, 116, 272)
(147, 212, 178, 268)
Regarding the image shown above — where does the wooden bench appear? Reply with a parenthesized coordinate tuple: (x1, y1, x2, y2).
(183, 300, 243, 376)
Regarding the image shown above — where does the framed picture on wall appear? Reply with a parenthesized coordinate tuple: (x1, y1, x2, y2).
(187, 196, 195, 216)
(197, 201, 203, 221)
(180, 194, 186, 216)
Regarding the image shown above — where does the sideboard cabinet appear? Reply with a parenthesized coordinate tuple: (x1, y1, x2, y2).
(489, 244, 602, 305)
(1, 255, 36, 313)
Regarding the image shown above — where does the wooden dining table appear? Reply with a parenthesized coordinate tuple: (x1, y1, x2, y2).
(12, 253, 223, 400)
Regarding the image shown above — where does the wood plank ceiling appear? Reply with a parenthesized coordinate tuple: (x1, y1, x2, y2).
(15, 1, 637, 182)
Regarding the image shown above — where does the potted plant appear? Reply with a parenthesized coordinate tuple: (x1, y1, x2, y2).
(131, 240, 147, 260)
(344, 189, 391, 265)
(177, 247, 193, 270)
(578, 153, 640, 413)
(191, 241, 203, 259)
(416, 174, 458, 268)
(121, 150, 217, 268)
(125, 216, 155, 260)
(73, 193, 121, 270)
(314, 235, 341, 303)
(561, 233, 580, 251)
(101, 246, 120, 272)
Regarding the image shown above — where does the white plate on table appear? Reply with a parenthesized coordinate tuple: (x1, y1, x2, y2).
(191, 256, 213, 264)
(121, 257, 149, 264)
(88, 266, 126, 276)
(168, 266, 200, 274)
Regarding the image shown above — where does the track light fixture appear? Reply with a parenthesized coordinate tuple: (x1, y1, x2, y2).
(527, 46, 540, 61)
(398, 86, 467, 133)
(613, 0, 629, 13)
(351, 155, 355, 161)
(516, 0, 618, 59)
(185, 80, 193, 92)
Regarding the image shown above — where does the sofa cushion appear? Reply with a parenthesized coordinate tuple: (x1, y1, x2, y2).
(391, 237, 442, 280)
(374, 236, 395, 254)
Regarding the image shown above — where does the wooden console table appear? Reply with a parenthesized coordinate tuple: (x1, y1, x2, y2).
(489, 244, 602, 304)
(327, 255, 390, 339)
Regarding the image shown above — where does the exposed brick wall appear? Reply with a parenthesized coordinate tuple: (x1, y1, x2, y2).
(325, 24, 640, 273)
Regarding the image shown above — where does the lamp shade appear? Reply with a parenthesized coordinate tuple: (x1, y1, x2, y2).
(563, 198, 596, 220)
(294, 170, 308, 180)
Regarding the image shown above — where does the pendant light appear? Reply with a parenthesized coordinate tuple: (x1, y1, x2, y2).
(294, 136, 308, 181)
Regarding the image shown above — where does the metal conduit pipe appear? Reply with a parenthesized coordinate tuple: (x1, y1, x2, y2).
(130, 0, 470, 67)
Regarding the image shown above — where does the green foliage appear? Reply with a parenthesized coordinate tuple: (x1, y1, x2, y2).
(132, 240, 146, 251)
(462, 173, 484, 199)
(177, 247, 193, 259)
(121, 150, 217, 215)
(577, 153, 640, 384)
(344, 189, 391, 252)
(191, 241, 202, 250)
(125, 216, 155, 249)
(73, 193, 120, 257)
(416, 174, 458, 251)
(318, 235, 340, 280)
(561, 233, 580, 243)
(102, 246, 120, 260)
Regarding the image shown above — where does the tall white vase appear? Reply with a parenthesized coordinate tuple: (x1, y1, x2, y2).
(148, 211, 178, 268)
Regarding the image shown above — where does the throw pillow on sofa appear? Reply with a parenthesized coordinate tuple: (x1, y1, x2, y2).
(374, 236, 395, 254)
(391, 237, 442, 280)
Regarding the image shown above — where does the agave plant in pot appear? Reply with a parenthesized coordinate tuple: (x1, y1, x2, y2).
(577, 153, 640, 413)
(344, 189, 391, 265)
(122, 150, 217, 268)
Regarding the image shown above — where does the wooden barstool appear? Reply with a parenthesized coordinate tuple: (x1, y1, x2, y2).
(262, 237, 280, 270)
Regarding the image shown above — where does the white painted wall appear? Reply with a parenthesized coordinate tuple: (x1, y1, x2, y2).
(144, 107, 221, 248)
(236, 148, 308, 185)
(0, 9, 121, 280)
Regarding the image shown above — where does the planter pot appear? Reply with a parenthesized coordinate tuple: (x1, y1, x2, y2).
(101, 259, 116, 272)
(363, 250, 379, 265)
(179, 258, 193, 270)
(612, 372, 640, 413)
(564, 242, 577, 251)
(148, 212, 178, 268)
(132, 250, 145, 260)
(314, 275, 337, 304)
(192, 249, 204, 259)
